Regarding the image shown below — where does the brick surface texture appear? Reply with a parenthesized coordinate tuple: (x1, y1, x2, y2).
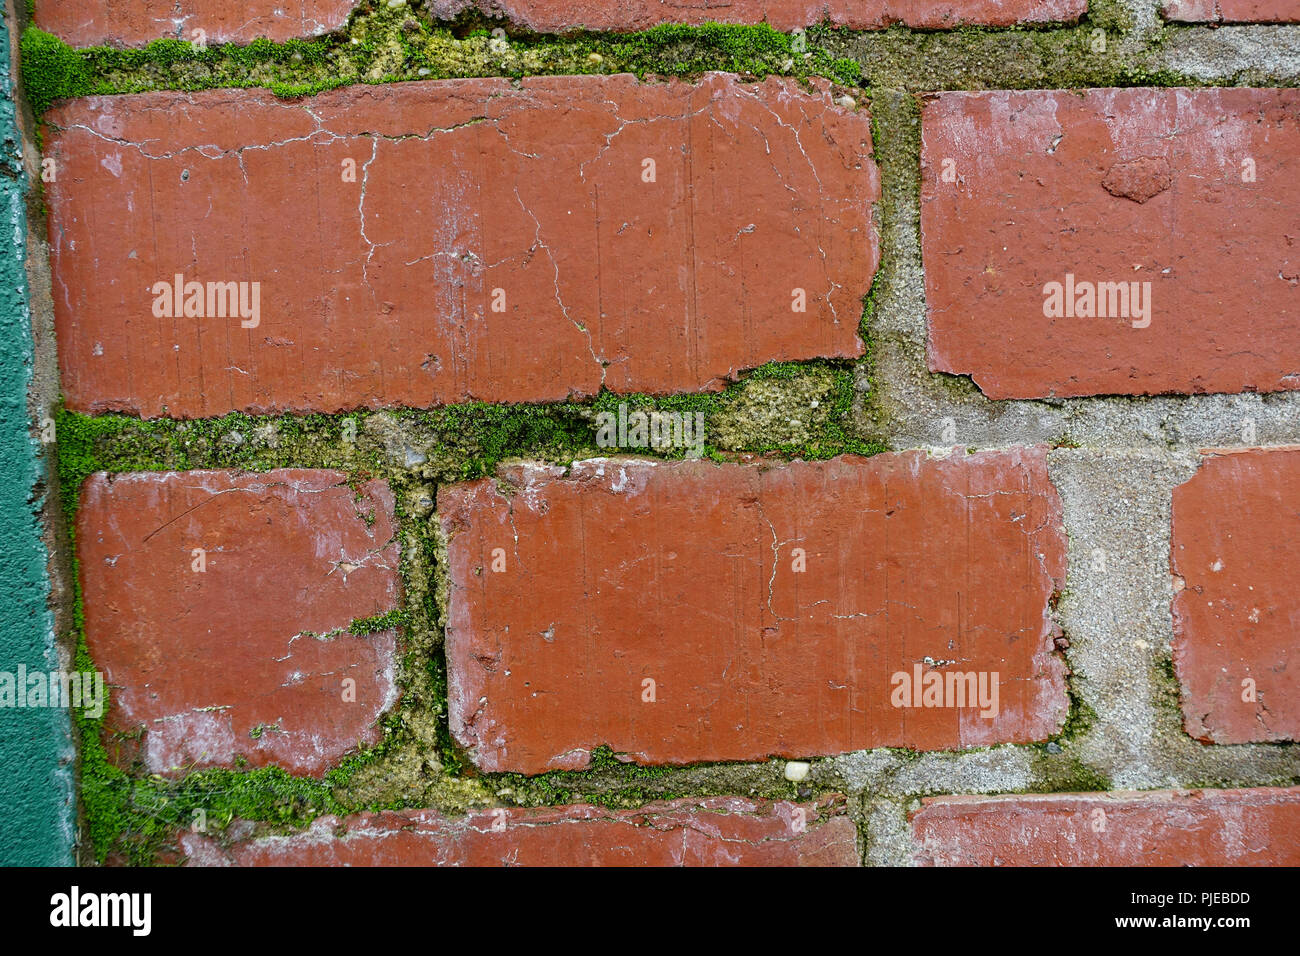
(1164, 0, 1300, 21)
(1171, 448, 1300, 744)
(38, 0, 1090, 48)
(77, 470, 401, 776)
(45, 76, 876, 419)
(911, 788, 1300, 865)
(25, 0, 1300, 872)
(36, 0, 357, 48)
(441, 449, 1068, 773)
(922, 88, 1300, 399)
(180, 796, 858, 866)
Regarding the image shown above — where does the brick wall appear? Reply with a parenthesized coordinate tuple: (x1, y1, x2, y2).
(17, 0, 1300, 866)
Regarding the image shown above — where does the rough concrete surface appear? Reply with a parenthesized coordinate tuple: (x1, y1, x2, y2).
(0, 0, 73, 867)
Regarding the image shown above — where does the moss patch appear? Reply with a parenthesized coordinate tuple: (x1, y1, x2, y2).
(20, 28, 93, 116)
(23, 13, 866, 114)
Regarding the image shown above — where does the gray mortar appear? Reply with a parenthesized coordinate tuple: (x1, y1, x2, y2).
(1154, 26, 1300, 84)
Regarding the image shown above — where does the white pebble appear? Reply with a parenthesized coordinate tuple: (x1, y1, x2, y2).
(784, 761, 811, 782)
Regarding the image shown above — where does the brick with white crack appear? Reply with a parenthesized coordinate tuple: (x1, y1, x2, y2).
(77, 469, 401, 777)
(439, 448, 1069, 774)
(179, 797, 859, 866)
(36, 0, 356, 48)
(45, 74, 877, 419)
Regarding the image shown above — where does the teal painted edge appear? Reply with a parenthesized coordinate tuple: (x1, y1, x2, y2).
(0, 2, 75, 866)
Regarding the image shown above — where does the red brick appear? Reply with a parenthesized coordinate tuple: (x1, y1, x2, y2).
(440, 448, 1068, 774)
(35, 0, 355, 48)
(428, 0, 1086, 31)
(1164, 0, 1300, 22)
(910, 788, 1300, 865)
(77, 469, 401, 776)
(179, 797, 858, 866)
(45, 75, 876, 419)
(1171, 447, 1300, 744)
(921, 88, 1300, 399)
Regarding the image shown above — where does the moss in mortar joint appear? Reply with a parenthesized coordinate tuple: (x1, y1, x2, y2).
(57, 357, 885, 858)
(23, 0, 1294, 123)
(54, 361, 885, 495)
(21, 10, 866, 116)
(484, 746, 829, 810)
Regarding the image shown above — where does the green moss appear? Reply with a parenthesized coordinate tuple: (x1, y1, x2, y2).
(349, 607, 410, 635)
(1048, 758, 1112, 793)
(54, 408, 170, 520)
(412, 401, 598, 480)
(1082, 0, 1136, 35)
(23, 17, 872, 117)
(20, 28, 93, 116)
(1058, 687, 1098, 742)
(488, 746, 801, 810)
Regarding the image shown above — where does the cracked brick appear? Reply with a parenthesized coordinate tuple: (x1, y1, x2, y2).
(35, 0, 356, 48)
(45, 74, 877, 418)
(76, 469, 402, 776)
(1171, 447, 1300, 744)
(921, 88, 1300, 399)
(438, 448, 1069, 774)
(179, 796, 859, 866)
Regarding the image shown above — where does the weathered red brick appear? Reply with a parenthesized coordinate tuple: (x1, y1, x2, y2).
(46, 75, 876, 419)
(1164, 0, 1300, 22)
(179, 797, 858, 866)
(77, 469, 401, 776)
(922, 88, 1300, 398)
(1171, 447, 1300, 744)
(440, 448, 1068, 774)
(428, 0, 1086, 31)
(911, 788, 1300, 865)
(35, 0, 355, 48)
